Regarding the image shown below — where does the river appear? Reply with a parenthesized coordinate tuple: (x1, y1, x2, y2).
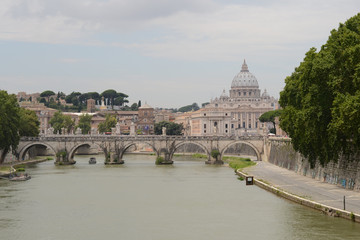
(1, 154, 360, 240)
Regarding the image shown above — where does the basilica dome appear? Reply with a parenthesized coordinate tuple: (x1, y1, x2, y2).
(231, 60, 259, 88)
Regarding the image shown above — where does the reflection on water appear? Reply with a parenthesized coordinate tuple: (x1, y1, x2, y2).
(1, 154, 360, 240)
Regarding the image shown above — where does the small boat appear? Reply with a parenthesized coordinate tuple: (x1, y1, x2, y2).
(89, 157, 97, 164)
(9, 173, 31, 181)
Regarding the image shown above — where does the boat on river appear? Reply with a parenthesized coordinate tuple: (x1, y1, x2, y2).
(89, 157, 97, 164)
(9, 173, 31, 181)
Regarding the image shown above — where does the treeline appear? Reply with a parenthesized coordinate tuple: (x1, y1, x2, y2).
(279, 13, 360, 167)
(33, 89, 141, 112)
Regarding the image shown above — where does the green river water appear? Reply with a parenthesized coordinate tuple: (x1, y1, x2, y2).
(1, 154, 360, 240)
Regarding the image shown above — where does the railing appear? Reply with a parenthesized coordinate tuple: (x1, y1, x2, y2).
(20, 134, 264, 142)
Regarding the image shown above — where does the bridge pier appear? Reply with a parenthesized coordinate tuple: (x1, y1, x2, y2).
(155, 150, 174, 165)
(105, 152, 125, 165)
(54, 150, 76, 166)
(205, 155, 224, 165)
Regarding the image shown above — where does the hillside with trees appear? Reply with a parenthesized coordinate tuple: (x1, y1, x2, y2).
(37, 89, 137, 112)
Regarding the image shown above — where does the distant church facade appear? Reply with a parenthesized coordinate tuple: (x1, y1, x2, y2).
(176, 60, 278, 136)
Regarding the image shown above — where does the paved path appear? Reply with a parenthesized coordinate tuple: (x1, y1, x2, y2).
(246, 161, 360, 214)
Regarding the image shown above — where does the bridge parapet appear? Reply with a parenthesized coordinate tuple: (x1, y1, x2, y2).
(20, 135, 264, 142)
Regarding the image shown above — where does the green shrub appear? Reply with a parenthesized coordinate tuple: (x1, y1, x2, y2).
(351, 212, 355, 222)
(56, 151, 67, 158)
(16, 168, 25, 172)
(46, 157, 53, 160)
(15, 164, 26, 169)
(211, 149, 220, 159)
(155, 156, 164, 165)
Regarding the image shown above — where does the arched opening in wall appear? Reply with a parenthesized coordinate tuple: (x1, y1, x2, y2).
(69, 143, 103, 164)
(73, 144, 99, 156)
(21, 144, 56, 161)
(173, 142, 208, 162)
(223, 143, 257, 160)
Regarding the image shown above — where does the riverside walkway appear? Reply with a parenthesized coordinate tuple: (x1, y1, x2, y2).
(245, 161, 360, 215)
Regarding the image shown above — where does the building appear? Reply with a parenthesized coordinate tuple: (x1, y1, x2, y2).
(175, 60, 278, 136)
(17, 92, 40, 102)
(137, 103, 155, 135)
(87, 99, 96, 113)
(18, 101, 57, 135)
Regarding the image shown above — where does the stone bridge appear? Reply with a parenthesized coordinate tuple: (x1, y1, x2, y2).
(17, 135, 266, 165)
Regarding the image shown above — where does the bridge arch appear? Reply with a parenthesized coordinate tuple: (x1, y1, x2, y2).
(221, 141, 261, 161)
(68, 142, 102, 160)
(18, 142, 57, 161)
(173, 141, 210, 160)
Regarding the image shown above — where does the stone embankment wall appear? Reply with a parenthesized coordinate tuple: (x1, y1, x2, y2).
(268, 138, 360, 191)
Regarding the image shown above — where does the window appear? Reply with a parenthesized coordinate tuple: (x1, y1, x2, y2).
(225, 113, 228, 116)
(249, 92, 252, 96)
(231, 124, 234, 129)
(204, 124, 207, 128)
(204, 130, 206, 133)
(225, 130, 228, 133)
(249, 124, 251, 128)
(225, 124, 228, 128)
(244, 92, 246, 96)
(243, 122, 245, 128)
(214, 122, 218, 127)
(204, 113, 206, 116)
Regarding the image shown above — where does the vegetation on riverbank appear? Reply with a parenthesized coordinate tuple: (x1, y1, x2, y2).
(191, 153, 255, 169)
(224, 156, 255, 170)
(0, 166, 11, 173)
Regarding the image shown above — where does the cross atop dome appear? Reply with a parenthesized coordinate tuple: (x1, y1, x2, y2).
(241, 59, 249, 72)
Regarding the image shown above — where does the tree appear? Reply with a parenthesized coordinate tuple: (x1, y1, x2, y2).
(18, 108, 40, 137)
(40, 90, 55, 102)
(178, 103, 200, 113)
(0, 91, 20, 163)
(138, 100, 142, 108)
(65, 92, 81, 104)
(259, 110, 282, 134)
(57, 91, 65, 100)
(154, 121, 183, 135)
(101, 89, 129, 109)
(279, 13, 360, 167)
(101, 89, 118, 109)
(49, 111, 74, 134)
(87, 92, 100, 102)
(114, 95, 129, 106)
(202, 102, 210, 107)
(77, 114, 92, 134)
(98, 114, 117, 133)
(130, 103, 138, 111)
(63, 115, 75, 134)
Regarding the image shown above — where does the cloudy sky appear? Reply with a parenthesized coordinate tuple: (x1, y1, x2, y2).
(1, 0, 359, 108)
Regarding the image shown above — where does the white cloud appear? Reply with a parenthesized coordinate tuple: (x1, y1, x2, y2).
(1, 0, 360, 107)
(1, 0, 359, 59)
